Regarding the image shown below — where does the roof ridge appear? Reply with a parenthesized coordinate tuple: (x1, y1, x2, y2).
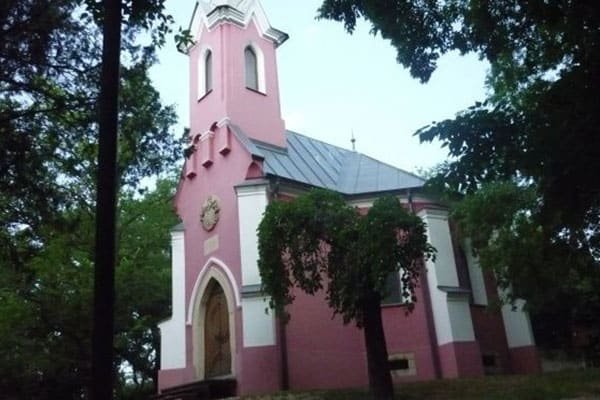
(250, 137, 288, 154)
(228, 123, 265, 158)
(285, 130, 352, 154)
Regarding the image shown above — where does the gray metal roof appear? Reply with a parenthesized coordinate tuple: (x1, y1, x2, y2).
(247, 130, 425, 195)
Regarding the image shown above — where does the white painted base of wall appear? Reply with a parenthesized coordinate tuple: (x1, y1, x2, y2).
(159, 318, 186, 370)
(242, 297, 276, 347)
(501, 298, 536, 348)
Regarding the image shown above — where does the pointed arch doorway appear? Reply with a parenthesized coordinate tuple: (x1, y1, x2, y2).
(190, 262, 238, 381)
(203, 280, 231, 378)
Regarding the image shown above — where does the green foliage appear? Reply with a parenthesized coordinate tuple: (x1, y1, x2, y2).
(0, 179, 178, 399)
(115, 180, 178, 388)
(451, 182, 545, 301)
(0, 1, 182, 398)
(257, 189, 435, 326)
(319, 0, 598, 85)
(82, 0, 173, 47)
(174, 27, 195, 51)
(1, 0, 183, 232)
(241, 369, 600, 400)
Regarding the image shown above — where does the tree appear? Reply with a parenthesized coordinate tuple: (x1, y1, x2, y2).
(1, 0, 182, 398)
(257, 189, 435, 399)
(1, 0, 174, 233)
(92, 2, 124, 397)
(0, 178, 178, 400)
(114, 180, 179, 395)
(1, 0, 179, 266)
(317, 0, 599, 313)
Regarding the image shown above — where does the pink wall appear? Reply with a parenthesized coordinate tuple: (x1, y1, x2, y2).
(172, 122, 276, 394)
(162, 9, 290, 395)
(471, 306, 511, 374)
(470, 274, 511, 374)
(284, 279, 440, 391)
(438, 341, 484, 378)
(381, 283, 439, 382)
(177, 128, 250, 324)
(285, 288, 368, 390)
(509, 346, 541, 374)
(238, 346, 282, 395)
(158, 367, 196, 392)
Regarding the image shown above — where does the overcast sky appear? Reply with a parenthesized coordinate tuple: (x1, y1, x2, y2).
(150, 0, 489, 174)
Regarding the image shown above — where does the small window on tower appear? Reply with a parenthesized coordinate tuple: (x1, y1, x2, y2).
(198, 48, 213, 100)
(245, 46, 259, 91)
(205, 50, 212, 92)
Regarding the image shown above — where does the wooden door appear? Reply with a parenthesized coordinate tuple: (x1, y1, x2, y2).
(204, 282, 231, 378)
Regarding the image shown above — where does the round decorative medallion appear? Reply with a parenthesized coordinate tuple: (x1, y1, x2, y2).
(201, 195, 220, 232)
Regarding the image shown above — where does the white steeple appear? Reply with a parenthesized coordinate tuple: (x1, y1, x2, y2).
(205, 0, 248, 9)
(182, 0, 288, 53)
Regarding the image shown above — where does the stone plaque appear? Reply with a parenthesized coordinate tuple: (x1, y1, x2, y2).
(204, 235, 220, 256)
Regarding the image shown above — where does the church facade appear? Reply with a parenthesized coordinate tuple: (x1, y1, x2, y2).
(157, 1, 540, 396)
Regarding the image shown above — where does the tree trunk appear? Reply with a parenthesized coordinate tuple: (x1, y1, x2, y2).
(362, 291, 394, 399)
(91, 0, 122, 399)
(153, 330, 161, 393)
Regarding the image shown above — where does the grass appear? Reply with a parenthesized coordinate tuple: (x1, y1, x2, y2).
(242, 369, 600, 400)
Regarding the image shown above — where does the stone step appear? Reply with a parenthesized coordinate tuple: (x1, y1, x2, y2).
(153, 378, 236, 400)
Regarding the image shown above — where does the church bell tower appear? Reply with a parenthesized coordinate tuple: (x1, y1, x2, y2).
(181, 0, 289, 148)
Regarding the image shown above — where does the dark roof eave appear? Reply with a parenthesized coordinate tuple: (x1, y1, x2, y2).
(266, 173, 425, 198)
(344, 185, 426, 200)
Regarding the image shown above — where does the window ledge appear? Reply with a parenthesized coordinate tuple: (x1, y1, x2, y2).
(197, 89, 213, 102)
(381, 302, 411, 309)
(246, 87, 267, 96)
(241, 284, 263, 298)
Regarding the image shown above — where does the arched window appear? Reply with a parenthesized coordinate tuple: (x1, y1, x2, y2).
(244, 46, 259, 91)
(205, 50, 212, 92)
(198, 48, 212, 99)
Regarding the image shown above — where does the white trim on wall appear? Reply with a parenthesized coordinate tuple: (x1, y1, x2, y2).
(463, 239, 489, 306)
(158, 230, 187, 370)
(242, 297, 276, 347)
(498, 291, 536, 348)
(418, 208, 477, 345)
(235, 182, 269, 287)
(188, 0, 289, 50)
(197, 46, 213, 100)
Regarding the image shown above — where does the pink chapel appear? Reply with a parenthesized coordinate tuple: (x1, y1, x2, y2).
(157, 0, 540, 397)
